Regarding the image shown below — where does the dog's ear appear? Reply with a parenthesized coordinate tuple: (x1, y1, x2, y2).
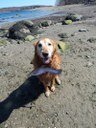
(50, 39, 57, 53)
(33, 41, 38, 47)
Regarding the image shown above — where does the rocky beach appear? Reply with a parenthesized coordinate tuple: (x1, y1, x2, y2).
(0, 4, 96, 128)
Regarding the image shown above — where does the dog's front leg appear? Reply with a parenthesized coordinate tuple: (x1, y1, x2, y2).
(43, 82, 50, 97)
(55, 75, 61, 85)
(50, 79, 55, 92)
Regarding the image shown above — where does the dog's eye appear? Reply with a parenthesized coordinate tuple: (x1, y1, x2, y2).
(38, 43, 42, 48)
(48, 43, 51, 46)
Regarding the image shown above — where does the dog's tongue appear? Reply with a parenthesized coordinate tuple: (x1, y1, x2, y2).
(43, 58, 50, 64)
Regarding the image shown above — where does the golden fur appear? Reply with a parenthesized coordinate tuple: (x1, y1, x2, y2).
(31, 38, 61, 97)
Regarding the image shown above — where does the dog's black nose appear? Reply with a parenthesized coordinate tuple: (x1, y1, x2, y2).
(42, 52, 48, 57)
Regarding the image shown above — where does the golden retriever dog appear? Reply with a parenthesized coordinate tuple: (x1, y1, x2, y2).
(31, 38, 61, 97)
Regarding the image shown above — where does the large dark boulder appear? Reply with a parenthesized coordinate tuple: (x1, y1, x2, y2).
(65, 13, 82, 22)
(8, 20, 38, 40)
(40, 20, 52, 27)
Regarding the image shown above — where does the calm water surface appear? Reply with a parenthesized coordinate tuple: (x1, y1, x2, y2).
(0, 9, 54, 25)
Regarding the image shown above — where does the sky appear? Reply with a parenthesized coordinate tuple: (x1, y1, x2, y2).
(0, 0, 56, 8)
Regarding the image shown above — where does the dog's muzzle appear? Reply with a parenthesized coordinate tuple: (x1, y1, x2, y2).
(42, 52, 50, 64)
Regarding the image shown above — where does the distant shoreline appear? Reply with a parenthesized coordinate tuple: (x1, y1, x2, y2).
(0, 5, 52, 13)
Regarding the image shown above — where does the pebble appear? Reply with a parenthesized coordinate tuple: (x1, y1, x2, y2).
(87, 37, 96, 43)
(71, 32, 78, 36)
(84, 55, 90, 59)
(86, 62, 93, 67)
(91, 92, 96, 102)
(0, 69, 9, 76)
(5, 124, 8, 128)
(17, 40, 23, 44)
(79, 29, 88, 32)
(58, 33, 68, 38)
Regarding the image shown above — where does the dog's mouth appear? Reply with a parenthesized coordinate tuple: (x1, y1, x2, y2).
(42, 57, 50, 64)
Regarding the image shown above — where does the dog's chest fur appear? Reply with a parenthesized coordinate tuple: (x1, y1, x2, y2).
(38, 73, 55, 85)
(33, 53, 60, 85)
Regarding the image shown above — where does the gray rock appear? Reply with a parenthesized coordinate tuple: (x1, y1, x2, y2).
(8, 20, 38, 40)
(40, 20, 52, 27)
(87, 37, 96, 43)
(79, 29, 88, 32)
(65, 13, 83, 22)
(22, 20, 34, 26)
(58, 33, 68, 38)
(25, 35, 35, 42)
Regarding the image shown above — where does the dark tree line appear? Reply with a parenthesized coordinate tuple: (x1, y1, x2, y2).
(56, 0, 96, 5)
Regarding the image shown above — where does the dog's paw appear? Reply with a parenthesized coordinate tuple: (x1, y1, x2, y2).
(56, 78, 61, 85)
(45, 90, 50, 97)
(50, 86, 55, 92)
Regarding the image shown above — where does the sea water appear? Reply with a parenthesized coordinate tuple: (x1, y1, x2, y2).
(0, 9, 53, 25)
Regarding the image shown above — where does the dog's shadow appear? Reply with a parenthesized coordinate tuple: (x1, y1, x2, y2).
(0, 76, 44, 123)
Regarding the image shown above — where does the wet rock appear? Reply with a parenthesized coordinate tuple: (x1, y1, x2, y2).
(25, 35, 35, 42)
(40, 20, 52, 27)
(87, 37, 96, 43)
(62, 20, 72, 25)
(19, 28, 30, 33)
(22, 20, 34, 26)
(58, 33, 68, 38)
(8, 20, 38, 40)
(65, 13, 83, 21)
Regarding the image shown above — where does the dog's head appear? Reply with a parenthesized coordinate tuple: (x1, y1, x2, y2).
(34, 38, 57, 64)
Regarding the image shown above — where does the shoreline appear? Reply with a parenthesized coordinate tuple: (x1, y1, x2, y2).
(0, 4, 96, 29)
(0, 7, 56, 28)
(0, 12, 63, 29)
(0, 5, 53, 13)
